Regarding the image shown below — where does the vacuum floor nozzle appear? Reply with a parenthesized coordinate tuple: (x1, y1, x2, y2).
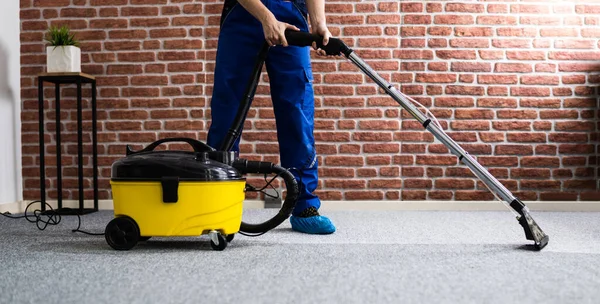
(518, 208, 549, 250)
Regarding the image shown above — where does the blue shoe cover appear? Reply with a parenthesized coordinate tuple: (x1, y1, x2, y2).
(290, 215, 336, 234)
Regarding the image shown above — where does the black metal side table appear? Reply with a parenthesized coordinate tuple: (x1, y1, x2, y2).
(38, 72, 98, 215)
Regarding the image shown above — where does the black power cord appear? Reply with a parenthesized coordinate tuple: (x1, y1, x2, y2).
(1, 200, 104, 236)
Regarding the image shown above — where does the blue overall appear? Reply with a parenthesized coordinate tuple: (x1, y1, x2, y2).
(207, 0, 319, 215)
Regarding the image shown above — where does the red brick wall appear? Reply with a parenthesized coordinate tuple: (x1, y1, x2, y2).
(20, 0, 599, 202)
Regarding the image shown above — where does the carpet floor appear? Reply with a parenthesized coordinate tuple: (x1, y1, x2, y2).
(1, 209, 599, 304)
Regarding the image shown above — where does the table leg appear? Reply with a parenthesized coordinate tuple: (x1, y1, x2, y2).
(55, 83, 62, 209)
(76, 78, 84, 211)
(92, 81, 98, 211)
(38, 78, 46, 211)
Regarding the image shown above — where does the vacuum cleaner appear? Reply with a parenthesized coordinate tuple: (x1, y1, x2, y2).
(105, 30, 549, 251)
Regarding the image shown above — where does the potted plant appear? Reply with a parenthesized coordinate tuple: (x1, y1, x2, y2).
(45, 25, 81, 73)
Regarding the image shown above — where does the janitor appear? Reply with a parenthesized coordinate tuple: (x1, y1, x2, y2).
(207, 0, 336, 234)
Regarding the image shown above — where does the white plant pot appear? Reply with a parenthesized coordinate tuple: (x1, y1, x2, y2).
(46, 45, 81, 73)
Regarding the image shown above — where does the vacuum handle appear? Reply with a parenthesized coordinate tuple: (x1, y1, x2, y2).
(127, 137, 215, 155)
(284, 30, 352, 57)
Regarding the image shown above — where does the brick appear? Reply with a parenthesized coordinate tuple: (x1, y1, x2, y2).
(345, 191, 384, 200)
(520, 16, 560, 26)
(459, 75, 475, 83)
(449, 38, 489, 48)
(455, 109, 494, 119)
(493, 121, 531, 131)
(477, 16, 517, 25)
(455, 191, 495, 201)
(559, 63, 600, 72)
(555, 121, 595, 131)
(540, 192, 578, 201)
(427, 38, 447, 48)
(495, 63, 532, 73)
(493, 39, 531, 49)
(367, 15, 400, 24)
(436, 50, 476, 60)
(451, 62, 491, 72)
(401, 2, 422, 12)
(582, 28, 600, 37)
(488, 4, 508, 13)
(90, 0, 126, 5)
(435, 97, 474, 107)
(164, 39, 203, 50)
(507, 51, 546, 61)
(107, 64, 143, 75)
(575, 5, 600, 14)
(521, 157, 560, 167)
(521, 180, 561, 189)
(446, 85, 484, 96)
(403, 179, 433, 189)
(507, 133, 546, 143)
(564, 180, 597, 190)
(451, 121, 490, 131)
(520, 75, 559, 85)
(123, 87, 160, 97)
(436, 179, 475, 189)
(511, 4, 550, 14)
(34, 0, 69, 6)
(416, 155, 456, 166)
(496, 28, 537, 37)
(121, 7, 158, 16)
(131, 76, 168, 86)
(550, 51, 600, 61)
(130, 18, 169, 27)
(434, 15, 474, 25)
(404, 15, 431, 24)
(427, 26, 451, 36)
(564, 98, 596, 108)
(555, 39, 596, 49)
(344, 26, 382, 36)
(117, 52, 155, 62)
(394, 50, 434, 60)
(369, 179, 402, 189)
(415, 73, 456, 83)
(533, 122, 552, 132)
(511, 87, 551, 97)
(131, 0, 167, 4)
(549, 132, 588, 142)
(455, 27, 492, 37)
(496, 145, 534, 155)
(325, 156, 364, 166)
(326, 15, 363, 24)
(497, 110, 537, 119)
(446, 3, 484, 13)
(358, 38, 398, 48)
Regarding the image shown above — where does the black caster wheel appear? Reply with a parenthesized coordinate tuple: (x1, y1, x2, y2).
(226, 234, 235, 242)
(139, 236, 151, 242)
(105, 216, 140, 250)
(210, 233, 227, 251)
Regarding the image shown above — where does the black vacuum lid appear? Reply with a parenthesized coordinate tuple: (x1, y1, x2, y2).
(111, 150, 243, 181)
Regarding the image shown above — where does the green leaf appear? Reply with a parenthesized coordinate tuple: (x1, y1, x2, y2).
(45, 25, 79, 47)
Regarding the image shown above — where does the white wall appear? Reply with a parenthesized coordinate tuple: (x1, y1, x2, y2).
(0, 1, 22, 204)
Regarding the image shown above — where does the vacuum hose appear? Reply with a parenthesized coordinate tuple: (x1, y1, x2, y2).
(232, 159, 299, 234)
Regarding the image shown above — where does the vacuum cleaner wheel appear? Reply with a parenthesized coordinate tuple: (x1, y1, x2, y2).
(210, 232, 228, 251)
(105, 216, 140, 250)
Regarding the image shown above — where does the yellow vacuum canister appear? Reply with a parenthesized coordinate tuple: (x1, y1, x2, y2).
(105, 138, 245, 251)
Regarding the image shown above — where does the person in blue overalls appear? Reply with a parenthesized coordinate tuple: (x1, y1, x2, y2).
(207, 0, 336, 234)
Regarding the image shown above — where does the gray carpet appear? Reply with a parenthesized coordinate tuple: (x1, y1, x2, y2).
(1, 209, 599, 304)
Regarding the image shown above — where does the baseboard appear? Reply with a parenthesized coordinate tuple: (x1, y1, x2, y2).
(318, 201, 600, 212)
(2, 199, 600, 213)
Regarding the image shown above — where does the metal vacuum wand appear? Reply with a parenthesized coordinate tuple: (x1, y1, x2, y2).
(285, 30, 549, 250)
